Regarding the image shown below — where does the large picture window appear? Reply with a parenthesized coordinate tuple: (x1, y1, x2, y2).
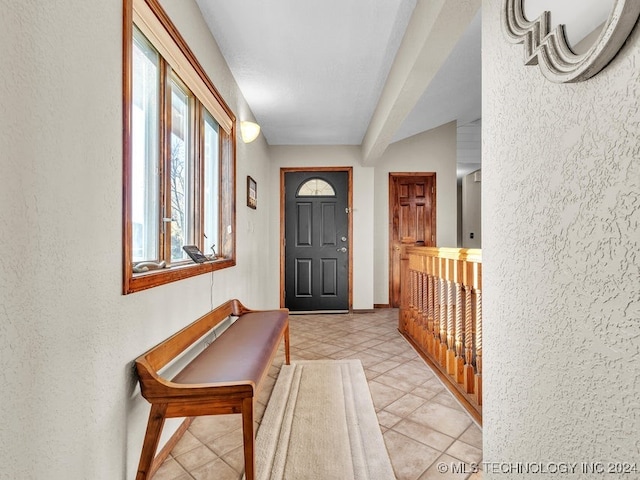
(124, 0, 236, 294)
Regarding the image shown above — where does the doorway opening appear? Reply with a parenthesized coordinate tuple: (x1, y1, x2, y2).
(388, 172, 437, 307)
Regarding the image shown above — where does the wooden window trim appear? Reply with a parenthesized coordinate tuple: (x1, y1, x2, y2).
(123, 0, 236, 294)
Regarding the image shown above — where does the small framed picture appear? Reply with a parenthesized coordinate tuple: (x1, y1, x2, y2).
(247, 176, 257, 209)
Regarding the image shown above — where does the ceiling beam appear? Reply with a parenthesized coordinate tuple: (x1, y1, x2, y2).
(360, 0, 481, 165)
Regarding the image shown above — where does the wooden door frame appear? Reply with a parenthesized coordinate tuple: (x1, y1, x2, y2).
(280, 167, 353, 310)
(388, 172, 437, 307)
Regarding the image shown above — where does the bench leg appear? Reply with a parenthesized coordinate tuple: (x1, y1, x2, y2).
(136, 403, 168, 480)
(241, 397, 256, 480)
(284, 324, 291, 365)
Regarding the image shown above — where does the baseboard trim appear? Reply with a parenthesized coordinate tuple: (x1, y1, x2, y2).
(149, 417, 194, 477)
(373, 304, 391, 309)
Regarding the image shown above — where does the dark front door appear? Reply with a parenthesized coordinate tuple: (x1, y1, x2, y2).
(284, 171, 349, 312)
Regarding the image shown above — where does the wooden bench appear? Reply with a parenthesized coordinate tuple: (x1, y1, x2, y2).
(135, 299, 290, 480)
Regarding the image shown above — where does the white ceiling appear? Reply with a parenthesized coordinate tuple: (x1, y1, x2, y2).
(195, 0, 482, 160)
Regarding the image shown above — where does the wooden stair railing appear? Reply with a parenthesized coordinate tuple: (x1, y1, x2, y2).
(399, 246, 482, 424)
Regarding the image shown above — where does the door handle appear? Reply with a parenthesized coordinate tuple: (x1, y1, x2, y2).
(337, 247, 347, 253)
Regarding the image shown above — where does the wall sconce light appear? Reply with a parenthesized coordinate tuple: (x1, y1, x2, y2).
(240, 121, 261, 143)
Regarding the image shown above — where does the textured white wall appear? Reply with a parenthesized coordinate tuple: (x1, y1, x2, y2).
(0, 0, 273, 478)
(374, 121, 458, 304)
(483, 0, 640, 475)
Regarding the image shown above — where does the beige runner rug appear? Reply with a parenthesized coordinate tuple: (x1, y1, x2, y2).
(253, 359, 396, 480)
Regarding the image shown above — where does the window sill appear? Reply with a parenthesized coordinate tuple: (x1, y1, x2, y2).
(124, 257, 235, 294)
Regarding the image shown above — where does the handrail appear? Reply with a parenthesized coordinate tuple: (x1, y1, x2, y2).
(398, 246, 482, 423)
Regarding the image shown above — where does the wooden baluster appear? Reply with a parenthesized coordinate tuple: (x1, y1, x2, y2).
(433, 275, 440, 359)
(411, 270, 420, 340)
(418, 272, 424, 323)
(413, 271, 423, 345)
(405, 269, 412, 335)
(446, 279, 456, 375)
(424, 256, 431, 355)
(463, 284, 475, 394)
(439, 274, 448, 367)
(420, 272, 428, 348)
(454, 281, 465, 384)
(426, 271, 434, 355)
(398, 247, 410, 333)
(412, 270, 417, 309)
(409, 269, 417, 338)
(475, 289, 482, 406)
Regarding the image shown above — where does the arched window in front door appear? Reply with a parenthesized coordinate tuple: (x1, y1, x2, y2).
(297, 178, 336, 197)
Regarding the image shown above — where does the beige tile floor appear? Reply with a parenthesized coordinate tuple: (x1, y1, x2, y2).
(153, 309, 483, 480)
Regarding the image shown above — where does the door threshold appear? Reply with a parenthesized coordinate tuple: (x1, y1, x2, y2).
(288, 310, 350, 315)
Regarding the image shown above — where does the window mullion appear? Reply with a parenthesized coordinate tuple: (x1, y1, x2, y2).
(187, 94, 198, 251)
(203, 109, 220, 258)
(194, 103, 204, 251)
(160, 60, 172, 263)
(168, 74, 193, 263)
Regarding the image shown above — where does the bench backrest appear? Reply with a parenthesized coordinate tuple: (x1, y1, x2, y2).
(138, 299, 244, 373)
